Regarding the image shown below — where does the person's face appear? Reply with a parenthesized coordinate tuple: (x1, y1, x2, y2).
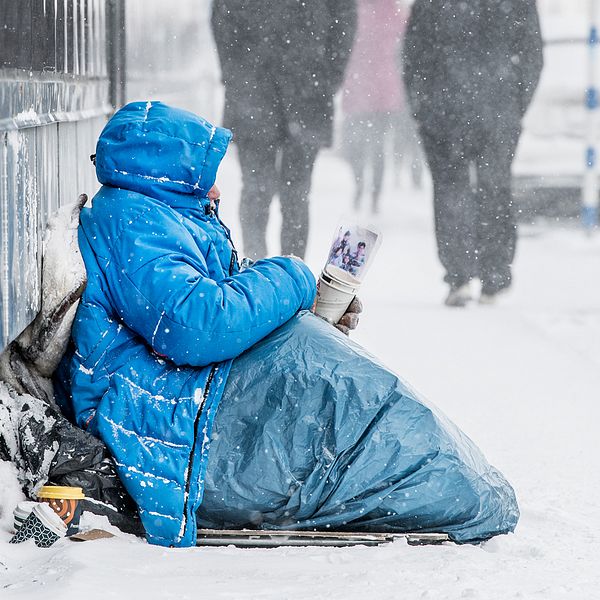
(208, 183, 220, 210)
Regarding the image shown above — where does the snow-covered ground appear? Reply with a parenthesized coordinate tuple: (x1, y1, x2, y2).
(1, 150, 599, 599)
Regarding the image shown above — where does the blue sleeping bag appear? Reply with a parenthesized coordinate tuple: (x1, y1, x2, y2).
(198, 312, 519, 543)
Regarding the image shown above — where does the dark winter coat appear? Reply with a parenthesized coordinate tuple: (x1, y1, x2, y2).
(402, 0, 543, 139)
(211, 0, 357, 147)
(61, 102, 316, 547)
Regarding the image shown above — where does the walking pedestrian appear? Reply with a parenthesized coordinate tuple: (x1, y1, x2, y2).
(211, 0, 357, 259)
(341, 0, 408, 213)
(403, 0, 543, 306)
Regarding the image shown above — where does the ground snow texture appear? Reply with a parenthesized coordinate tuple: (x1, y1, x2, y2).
(1, 151, 599, 599)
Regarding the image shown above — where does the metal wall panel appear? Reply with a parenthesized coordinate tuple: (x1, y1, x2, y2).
(57, 119, 102, 204)
(0, 129, 40, 345)
(0, 0, 111, 131)
(10, 128, 40, 332)
(37, 123, 60, 226)
(76, 116, 103, 194)
(0, 133, 9, 345)
(0, 0, 110, 352)
(0, 118, 105, 351)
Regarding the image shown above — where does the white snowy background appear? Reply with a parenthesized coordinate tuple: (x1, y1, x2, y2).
(1, 146, 599, 599)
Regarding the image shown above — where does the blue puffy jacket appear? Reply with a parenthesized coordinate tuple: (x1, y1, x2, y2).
(63, 102, 316, 546)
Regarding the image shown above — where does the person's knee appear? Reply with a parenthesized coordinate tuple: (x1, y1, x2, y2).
(241, 167, 276, 200)
(281, 142, 319, 180)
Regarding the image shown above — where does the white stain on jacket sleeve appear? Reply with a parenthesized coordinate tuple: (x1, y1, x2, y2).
(114, 169, 194, 189)
(151, 311, 166, 348)
(79, 364, 94, 375)
(141, 509, 180, 523)
(193, 388, 204, 406)
(103, 414, 188, 450)
(114, 460, 182, 489)
(201, 407, 212, 447)
(114, 372, 172, 404)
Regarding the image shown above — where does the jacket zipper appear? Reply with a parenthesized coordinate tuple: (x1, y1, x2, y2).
(180, 364, 217, 545)
(212, 201, 239, 276)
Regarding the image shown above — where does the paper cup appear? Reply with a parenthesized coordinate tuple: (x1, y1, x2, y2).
(37, 485, 85, 535)
(12, 501, 37, 533)
(10, 503, 66, 548)
(314, 265, 361, 325)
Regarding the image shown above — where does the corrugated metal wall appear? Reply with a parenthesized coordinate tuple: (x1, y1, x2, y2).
(0, 0, 111, 352)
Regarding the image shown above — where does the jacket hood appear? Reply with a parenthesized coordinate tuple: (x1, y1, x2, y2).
(95, 102, 232, 202)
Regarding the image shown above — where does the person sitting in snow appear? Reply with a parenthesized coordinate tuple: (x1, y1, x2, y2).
(52, 102, 519, 548)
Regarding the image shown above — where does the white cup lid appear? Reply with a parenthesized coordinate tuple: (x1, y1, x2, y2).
(32, 502, 67, 536)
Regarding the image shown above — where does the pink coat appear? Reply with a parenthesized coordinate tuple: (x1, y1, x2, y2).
(342, 0, 408, 116)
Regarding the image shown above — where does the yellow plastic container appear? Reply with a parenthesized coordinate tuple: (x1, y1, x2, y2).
(37, 486, 85, 500)
(37, 486, 85, 533)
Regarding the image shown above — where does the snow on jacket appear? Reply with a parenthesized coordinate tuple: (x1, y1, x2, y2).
(61, 102, 316, 547)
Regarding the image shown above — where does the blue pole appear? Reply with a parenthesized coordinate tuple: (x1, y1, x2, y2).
(583, 4, 599, 229)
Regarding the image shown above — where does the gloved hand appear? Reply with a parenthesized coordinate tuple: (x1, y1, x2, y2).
(335, 296, 363, 336)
